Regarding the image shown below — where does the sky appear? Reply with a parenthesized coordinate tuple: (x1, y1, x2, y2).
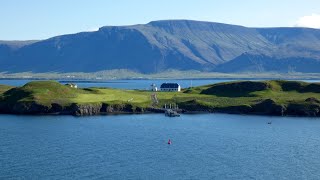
(1, 0, 320, 40)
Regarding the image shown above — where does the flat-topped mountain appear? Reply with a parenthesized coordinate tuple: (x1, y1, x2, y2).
(1, 20, 320, 73)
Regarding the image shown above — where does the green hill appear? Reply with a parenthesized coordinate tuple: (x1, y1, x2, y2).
(1, 81, 80, 105)
(0, 80, 320, 116)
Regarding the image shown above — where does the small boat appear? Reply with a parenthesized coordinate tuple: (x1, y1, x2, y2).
(267, 122, 272, 124)
(168, 139, 172, 145)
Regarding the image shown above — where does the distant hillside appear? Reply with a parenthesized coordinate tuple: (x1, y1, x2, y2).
(0, 40, 39, 49)
(1, 20, 320, 74)
(214, 53, 320, 73)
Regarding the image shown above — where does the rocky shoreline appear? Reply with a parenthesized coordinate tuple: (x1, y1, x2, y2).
(1, 80, 320, 117)
(1, 98, 320, 117)
(0, 102, 155, 116)
(181, 98, 320, 117)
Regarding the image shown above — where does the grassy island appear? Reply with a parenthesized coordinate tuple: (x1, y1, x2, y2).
(0, 80, 320, 116)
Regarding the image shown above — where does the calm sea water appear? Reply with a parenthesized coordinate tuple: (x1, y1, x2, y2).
(1, 79, 320, 179)
(0, 79, 228, 89)
(1, 114, 320, 179)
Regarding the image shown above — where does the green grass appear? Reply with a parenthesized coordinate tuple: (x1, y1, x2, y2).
(1, 81, 84, 106)
(0, 85, 13, 94)
(72, 88, 152, 106)
(0, 85, 14, 100)
(1, 80, 320, 110)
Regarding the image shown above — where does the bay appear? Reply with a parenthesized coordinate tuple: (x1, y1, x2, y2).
(0, 114, 320, 179)
(1, 79, 320, 179)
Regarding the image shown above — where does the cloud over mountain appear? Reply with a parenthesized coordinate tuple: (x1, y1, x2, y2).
(296, 14, 320, 29)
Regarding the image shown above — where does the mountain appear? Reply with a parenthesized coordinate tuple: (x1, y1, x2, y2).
(0, 40, 39, 49)
(1, 20, 320, 74)
(214, 53, 320, 73)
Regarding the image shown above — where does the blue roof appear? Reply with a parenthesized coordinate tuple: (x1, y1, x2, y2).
(160, 83, 180, 88)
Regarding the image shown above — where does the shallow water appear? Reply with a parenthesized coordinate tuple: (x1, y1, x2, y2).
(1, 114, 320, 179)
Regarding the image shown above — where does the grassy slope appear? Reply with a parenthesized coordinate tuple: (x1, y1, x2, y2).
(250, 80, 320, 105)
(0, 80, 320, 110)
(0, 85, 14, 100)
(210, 80, 320, 105)
(1, 81, 85, 106)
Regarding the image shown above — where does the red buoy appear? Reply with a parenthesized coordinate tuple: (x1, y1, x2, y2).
(168, 139, 171, 145)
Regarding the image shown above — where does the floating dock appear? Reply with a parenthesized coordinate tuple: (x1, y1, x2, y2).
(165, 109, 180, 117)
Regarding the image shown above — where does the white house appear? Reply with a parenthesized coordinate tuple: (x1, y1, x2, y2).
(160, 83, 181, 92)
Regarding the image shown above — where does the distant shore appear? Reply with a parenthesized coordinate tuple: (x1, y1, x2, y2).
(2, 70, 320, 81)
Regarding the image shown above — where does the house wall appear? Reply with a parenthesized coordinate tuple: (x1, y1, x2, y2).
(160, 86, 181, 92)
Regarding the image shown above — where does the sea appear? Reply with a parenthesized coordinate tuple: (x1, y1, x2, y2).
(1, 79, 320, 179)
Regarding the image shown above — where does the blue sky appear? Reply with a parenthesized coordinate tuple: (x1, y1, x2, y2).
(1, 0, 320, 40)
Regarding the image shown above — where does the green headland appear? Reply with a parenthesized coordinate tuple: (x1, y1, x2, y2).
(1, 80, 320, 116)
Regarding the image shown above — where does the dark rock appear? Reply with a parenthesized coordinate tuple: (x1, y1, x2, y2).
(100, 103, 134, 113)
(70, 103, 102, 116)
(135, 107, 144, 113)
(50, 103, 63, 113)
(145, 108, 165, 113)
(10, 102, 50, 114)
(252, 99, 286, 116)
(287, 103, 320, 117)
(305, 97, 320, 104)
(216, 104, 253, 114)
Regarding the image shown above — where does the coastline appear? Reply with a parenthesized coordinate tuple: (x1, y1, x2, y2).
(0, 101, 319, 117)
(2, 70, 320, 81)
(1, 80, 320, 118)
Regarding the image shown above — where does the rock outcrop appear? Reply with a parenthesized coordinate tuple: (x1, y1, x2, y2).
(215, 104, 253, 114)
(69, 103, 102, 116)
(285, 98, 320, 117)
(251, 99, 286, 116)
(1, 99, 320, 117)
(0, 101, 50, 114)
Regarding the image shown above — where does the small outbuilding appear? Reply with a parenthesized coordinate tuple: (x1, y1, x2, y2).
(160, 83, 181, 92)
(150, 83, 158, 91)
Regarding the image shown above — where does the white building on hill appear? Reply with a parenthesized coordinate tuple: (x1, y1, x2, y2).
(160, 83, 181, 92)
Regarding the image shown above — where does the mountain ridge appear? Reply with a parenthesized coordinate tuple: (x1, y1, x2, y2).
(1, 20, 320, 74)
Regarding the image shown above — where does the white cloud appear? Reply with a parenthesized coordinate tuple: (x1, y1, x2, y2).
(87, 27, 100, 32)
(295, 14, 320, 29)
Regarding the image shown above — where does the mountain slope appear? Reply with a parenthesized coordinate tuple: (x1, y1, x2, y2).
(1, 20, 320, 73)
(214, 53, 320, 73)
